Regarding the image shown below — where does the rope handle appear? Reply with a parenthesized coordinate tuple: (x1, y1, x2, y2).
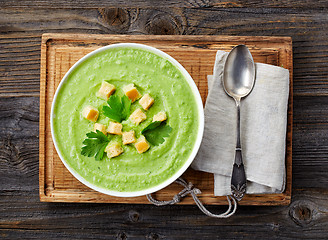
(146, 177, 237, 218)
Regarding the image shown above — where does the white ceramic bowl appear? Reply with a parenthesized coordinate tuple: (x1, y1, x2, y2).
(51, 43, 204, 197)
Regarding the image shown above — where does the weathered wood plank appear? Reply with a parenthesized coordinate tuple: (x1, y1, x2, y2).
(0, 35, 41, 97)
(0, 97, 39, 192)
(1, 7, 328, 96)
(0, 189, 327, 239)
(293, 95, 328, 189)
(1, 0, 328, 9)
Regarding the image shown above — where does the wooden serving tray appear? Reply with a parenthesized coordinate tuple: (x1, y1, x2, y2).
(39, 34, 293, 205)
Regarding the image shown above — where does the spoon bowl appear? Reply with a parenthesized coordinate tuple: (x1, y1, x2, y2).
(222, 45, 255, 201)
(223, 45, 256, 100)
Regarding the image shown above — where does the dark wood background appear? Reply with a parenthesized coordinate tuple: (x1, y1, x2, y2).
(1, 1, 328, 239)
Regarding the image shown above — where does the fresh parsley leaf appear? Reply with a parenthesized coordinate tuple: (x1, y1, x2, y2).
(81, 130, 110, 161)
(141, 121, 162, 134)
(103, 95, 131, 123)
(142, 121, 172, 146)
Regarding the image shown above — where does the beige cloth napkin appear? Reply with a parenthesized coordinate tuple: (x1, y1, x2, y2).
(191, 50, 289, 196)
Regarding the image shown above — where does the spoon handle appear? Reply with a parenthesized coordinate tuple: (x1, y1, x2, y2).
(231, 102, 247, 201)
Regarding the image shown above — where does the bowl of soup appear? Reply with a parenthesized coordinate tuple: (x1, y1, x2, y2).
(51, 43, 204, 197)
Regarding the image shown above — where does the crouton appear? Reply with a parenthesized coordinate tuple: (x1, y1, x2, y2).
(153, 111, 167, 122)
(123, 84, 141, 102)
(122, 131, 136, 145)
(96, 81, 116, 100)
(139, 93, 154, 110)
(82, 106, 99, 122)
(135, 135, 150, 154)
(94, 123, 107, 135)
(107, 122, 122, 135)
(129, 108, 147, 125)
(105, 143, 123, 158)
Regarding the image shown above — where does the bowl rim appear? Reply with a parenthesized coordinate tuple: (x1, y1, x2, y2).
(50, 43, 204, 197)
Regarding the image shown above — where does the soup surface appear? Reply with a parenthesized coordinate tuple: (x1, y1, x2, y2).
(53, 47, 199, 192)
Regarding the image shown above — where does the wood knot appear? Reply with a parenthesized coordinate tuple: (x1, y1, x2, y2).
(147, 233, 160, 240)
(0, 138, 36, 175)
(98, 8, 130, 33)
(117, 232, 127, 240)
(269, 223, 280, 231)
(145, 11, 184, 35)
(128, 210, 140, 222)
(289, 201, 313, 226)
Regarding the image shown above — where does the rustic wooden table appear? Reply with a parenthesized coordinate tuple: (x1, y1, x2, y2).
(1, 1, 328, 239)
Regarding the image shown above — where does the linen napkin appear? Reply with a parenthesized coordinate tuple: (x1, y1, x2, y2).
(191, 50, 289, 196)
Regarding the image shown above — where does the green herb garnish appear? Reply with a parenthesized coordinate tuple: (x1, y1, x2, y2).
(142, 121, 172, 146)
(103, 95, 131, 123)
(81, 130, 110, 161)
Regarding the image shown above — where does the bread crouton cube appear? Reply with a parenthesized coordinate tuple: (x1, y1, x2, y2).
(82, 106, 99, 122)
(123, 84, 141, 102)
(107, 122, 122, 135)
(105, 143, 123, 158)
(122, 131, 136, 145)
(96, 81, 116, 100)
(139, 93, 154, 110)
(94, 123, 107, 135)
(135, 136, 150, 154)
(129, 108, 147, 125)
(153, 111, 167, 122)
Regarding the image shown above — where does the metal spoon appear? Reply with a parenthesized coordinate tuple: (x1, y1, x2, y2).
(222, 45, 256, 201)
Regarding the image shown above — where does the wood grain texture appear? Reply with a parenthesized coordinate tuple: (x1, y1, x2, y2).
(1, 0, 328, 9)
(0, 189, 328, 239)
(1, 3, 328, 239)
(1, 7, 328, 96)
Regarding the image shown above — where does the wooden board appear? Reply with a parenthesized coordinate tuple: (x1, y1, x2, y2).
(39, 34, 293, 205)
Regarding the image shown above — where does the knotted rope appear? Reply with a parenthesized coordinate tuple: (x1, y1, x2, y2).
(147, 177, 237, 218)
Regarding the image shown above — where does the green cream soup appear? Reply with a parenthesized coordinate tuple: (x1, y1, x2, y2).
(53, 47, 199, 192)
